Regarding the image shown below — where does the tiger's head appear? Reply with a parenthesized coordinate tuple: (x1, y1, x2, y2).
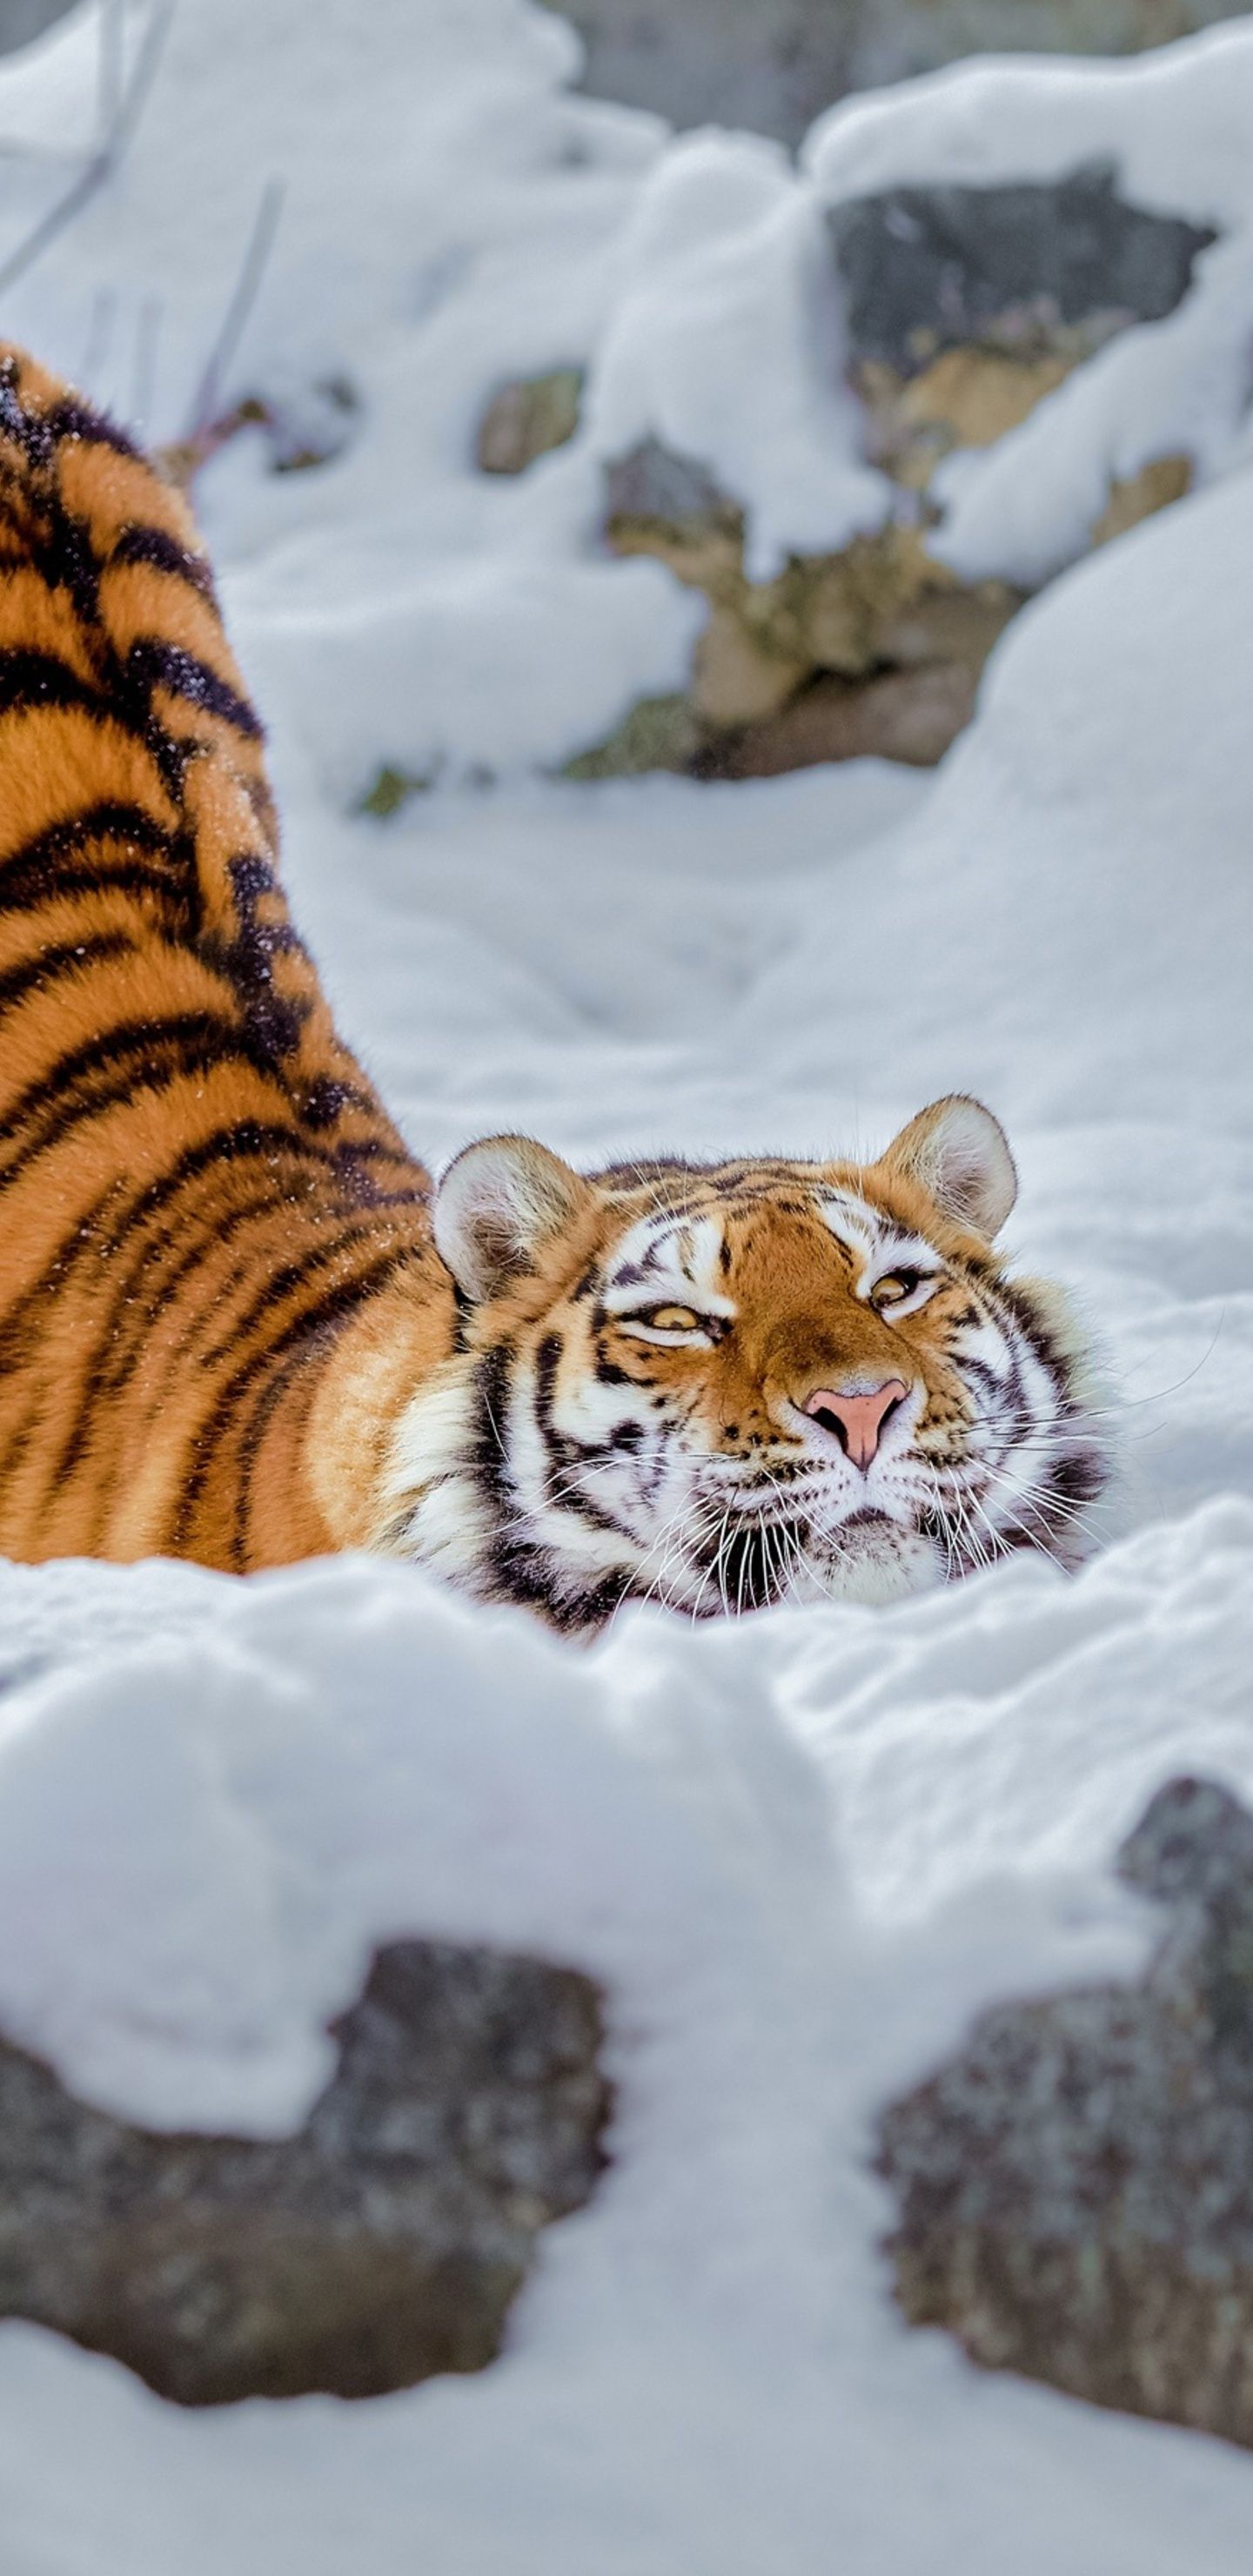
(379, 1097, 1112, 1632)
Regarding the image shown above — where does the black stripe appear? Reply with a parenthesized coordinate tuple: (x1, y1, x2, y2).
(959, 1355, 1009, 1403)
(0, 360, 51, 466)
(46, 397, 140, 461)
(36, 506, 104, 636)
(533, 1332, 631, 1540)
(0, 929, 133, 1019)
(2, 1119, 392, 1384)
(534, 1332, 563, 1425)
(230, 1339, 325, 1572)
(171, 1248, 411, 1549)
(1000, 1279, 1070, 1395)
(0, 647, 102, 721)
(0, 1173, 134, 1373)
(0, 1372, 49, 1494)
(1049, 1447, 1107, 1509)
(111, 523, 216, 600)
(470, 1341, 513, 1512)
(126, 638, 262, 741)
(196, 1222, 401, 1372)
(0, 1016, 266, 1195)
(42, 1127, 352, 1412)
(53, 1184, 304, 1475)
(197, 850, 309, 1068)
(0, 799, 178, 897)
(0, 857, 182, 919)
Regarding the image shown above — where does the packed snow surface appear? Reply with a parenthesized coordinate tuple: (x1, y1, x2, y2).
(0, 3, 1251, 2571)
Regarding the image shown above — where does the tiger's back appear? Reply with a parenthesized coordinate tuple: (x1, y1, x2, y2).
(0, 345, 452, 1570)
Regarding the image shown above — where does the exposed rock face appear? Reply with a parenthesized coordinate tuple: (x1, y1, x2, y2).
(540, 0, 1253, 146)
(579, 165, 1206, 779)
(598, 434, 1021, 773)
(877, 1777, 1253, 2452)
(539, 0, 860, 149)
(0, 1939, 608, 2406)
(828, 168, 1216, 379)
(832, 170, 1214, 492)
(700, 661, 982, 777)
(476, 368, 585, 475)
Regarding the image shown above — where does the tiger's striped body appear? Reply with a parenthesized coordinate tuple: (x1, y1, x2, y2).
(0, 345, 1111, 1618)
(0, 345, 452, 1571)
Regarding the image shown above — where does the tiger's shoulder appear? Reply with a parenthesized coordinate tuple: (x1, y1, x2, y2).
(0, 345, 446, 1572)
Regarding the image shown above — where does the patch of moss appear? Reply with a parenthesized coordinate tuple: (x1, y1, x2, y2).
(560, 693, 704, 781)
(357, 762, 437, 818)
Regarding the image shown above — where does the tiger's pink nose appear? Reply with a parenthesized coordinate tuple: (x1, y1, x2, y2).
(805, 1380, 908, 1470)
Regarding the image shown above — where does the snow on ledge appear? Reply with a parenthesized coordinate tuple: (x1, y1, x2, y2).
(582, 23, 1253, 587)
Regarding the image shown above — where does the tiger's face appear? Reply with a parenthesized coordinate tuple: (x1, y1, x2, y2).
(380, 1097, 1111, 1633)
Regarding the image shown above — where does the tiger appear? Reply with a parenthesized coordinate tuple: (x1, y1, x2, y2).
(0, 343, 1111, 1628)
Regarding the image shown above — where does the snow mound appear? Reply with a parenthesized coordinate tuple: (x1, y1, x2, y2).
(586, 26, 1253, 587)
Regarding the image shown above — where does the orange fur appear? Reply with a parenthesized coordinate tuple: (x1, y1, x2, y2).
(0, 344, 452, 1571)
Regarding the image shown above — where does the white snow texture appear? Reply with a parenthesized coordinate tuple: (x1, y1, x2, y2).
(0, 3, 1250, 2570)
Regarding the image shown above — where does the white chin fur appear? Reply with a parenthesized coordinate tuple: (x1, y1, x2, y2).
(802, 1521, 944, 1607)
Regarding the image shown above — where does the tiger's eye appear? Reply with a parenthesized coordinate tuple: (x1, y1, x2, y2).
(871, 1271, 919, 1311)
(645, 1305, 702, 1332)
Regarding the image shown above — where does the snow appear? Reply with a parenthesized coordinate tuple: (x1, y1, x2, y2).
(0, 1, 1250, 2569)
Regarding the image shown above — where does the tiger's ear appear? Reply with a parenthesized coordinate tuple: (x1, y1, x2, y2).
(433, 1136, 595, 1301)
(878, 1096, 1017, 1240)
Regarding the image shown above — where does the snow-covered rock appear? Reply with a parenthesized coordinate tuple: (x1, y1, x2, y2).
(880, 1775, 1253, 2452)
(0, 1936, 606, 2406)
(4, 4, 1253, 785)
(569, 44, 1251, 776)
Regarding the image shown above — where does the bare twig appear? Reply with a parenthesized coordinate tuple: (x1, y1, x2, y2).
(97, 0, 124, 144)
(0, 0, 176, 299)
(107, 0, 177, 161)
(186, 176, 285, 437)
(157, 395, 269, 493)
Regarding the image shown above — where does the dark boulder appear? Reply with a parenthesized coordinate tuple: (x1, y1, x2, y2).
(877, 1775, 1253, 2450)
(828, 164, 1216, 378)
(0, 1938, 608, 2406)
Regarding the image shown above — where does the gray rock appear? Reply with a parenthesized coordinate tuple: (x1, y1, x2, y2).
(539, 0, 1253, 149)
(848, 0, 1253, 102)
(603, 435, 735, 536)
(828, 164, 1217, 377)
(476, 368, 585, 475)
(876, 1775, 1253, 2450)
(0, 1938, 608, 2406)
